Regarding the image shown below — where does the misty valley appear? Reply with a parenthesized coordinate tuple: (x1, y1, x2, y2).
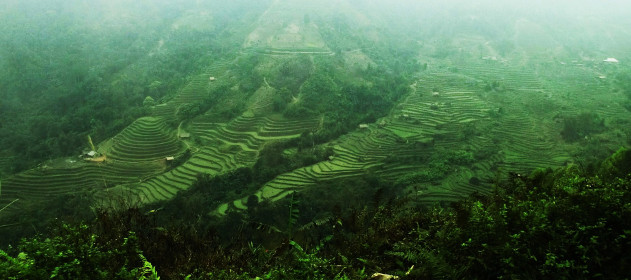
(1, 0, 631, 279)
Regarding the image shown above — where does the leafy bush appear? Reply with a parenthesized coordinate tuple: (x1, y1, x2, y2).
(143, 96, 157, 107)
(0, 224, 157, 280)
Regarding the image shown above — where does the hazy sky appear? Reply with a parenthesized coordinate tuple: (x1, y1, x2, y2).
(1, 0, 629, 57)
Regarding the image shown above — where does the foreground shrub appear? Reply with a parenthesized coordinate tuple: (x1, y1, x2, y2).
(0, 223, 158, 280)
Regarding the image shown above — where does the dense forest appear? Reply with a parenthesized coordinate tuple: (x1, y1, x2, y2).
(1, 0, 631, 278)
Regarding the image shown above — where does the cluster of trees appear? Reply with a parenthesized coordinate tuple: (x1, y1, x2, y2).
(391, 148, 475, 187)
(280, 55, 414, 144)
(559, 112, 605, 142)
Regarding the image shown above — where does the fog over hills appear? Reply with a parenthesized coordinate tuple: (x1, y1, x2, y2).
(0, 2, 630, 277)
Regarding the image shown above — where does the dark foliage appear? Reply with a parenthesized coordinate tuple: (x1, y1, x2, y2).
(616, 71, 631, 100)
(0, 222, 154, 279)
(560, 112, 605, 142)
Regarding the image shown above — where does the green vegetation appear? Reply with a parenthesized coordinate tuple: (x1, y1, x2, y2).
(0, 223, 159, 280)
(2, 0, 628, 212)
(0, 0, 267, 174)
(393, 149, 475, 186)
(280, 55, 414, 143)
(560, 112, 605, 142)
(1, 149, 629, 279)
(160, 141, 333, 222)
(1, 1, 631, 279)
(617, 71, 631, 100)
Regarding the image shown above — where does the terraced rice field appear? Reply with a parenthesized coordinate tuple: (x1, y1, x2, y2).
(0, 62, 322, 215)
(107, 117, 185, 162)
(0, 59, 234, 215)
(243, 0, 333, 55)
(216, 73, 498, 214)
(216, 53, 628, 215)
(98, 111, 321, 206)
(0, 161, 163, 216)
(2, 39, 628, 220)
(152, 61, 229, 119)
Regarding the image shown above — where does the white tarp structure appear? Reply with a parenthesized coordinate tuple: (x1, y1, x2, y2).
(603, 58, 619, 63)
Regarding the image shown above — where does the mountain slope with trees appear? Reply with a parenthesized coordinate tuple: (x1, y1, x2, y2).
(1, 1, 631, 278)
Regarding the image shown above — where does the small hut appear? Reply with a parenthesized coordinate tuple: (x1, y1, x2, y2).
(359, 124, 369, 129)
(209, 76, 216, 81)
(82, 151, 106, 162)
